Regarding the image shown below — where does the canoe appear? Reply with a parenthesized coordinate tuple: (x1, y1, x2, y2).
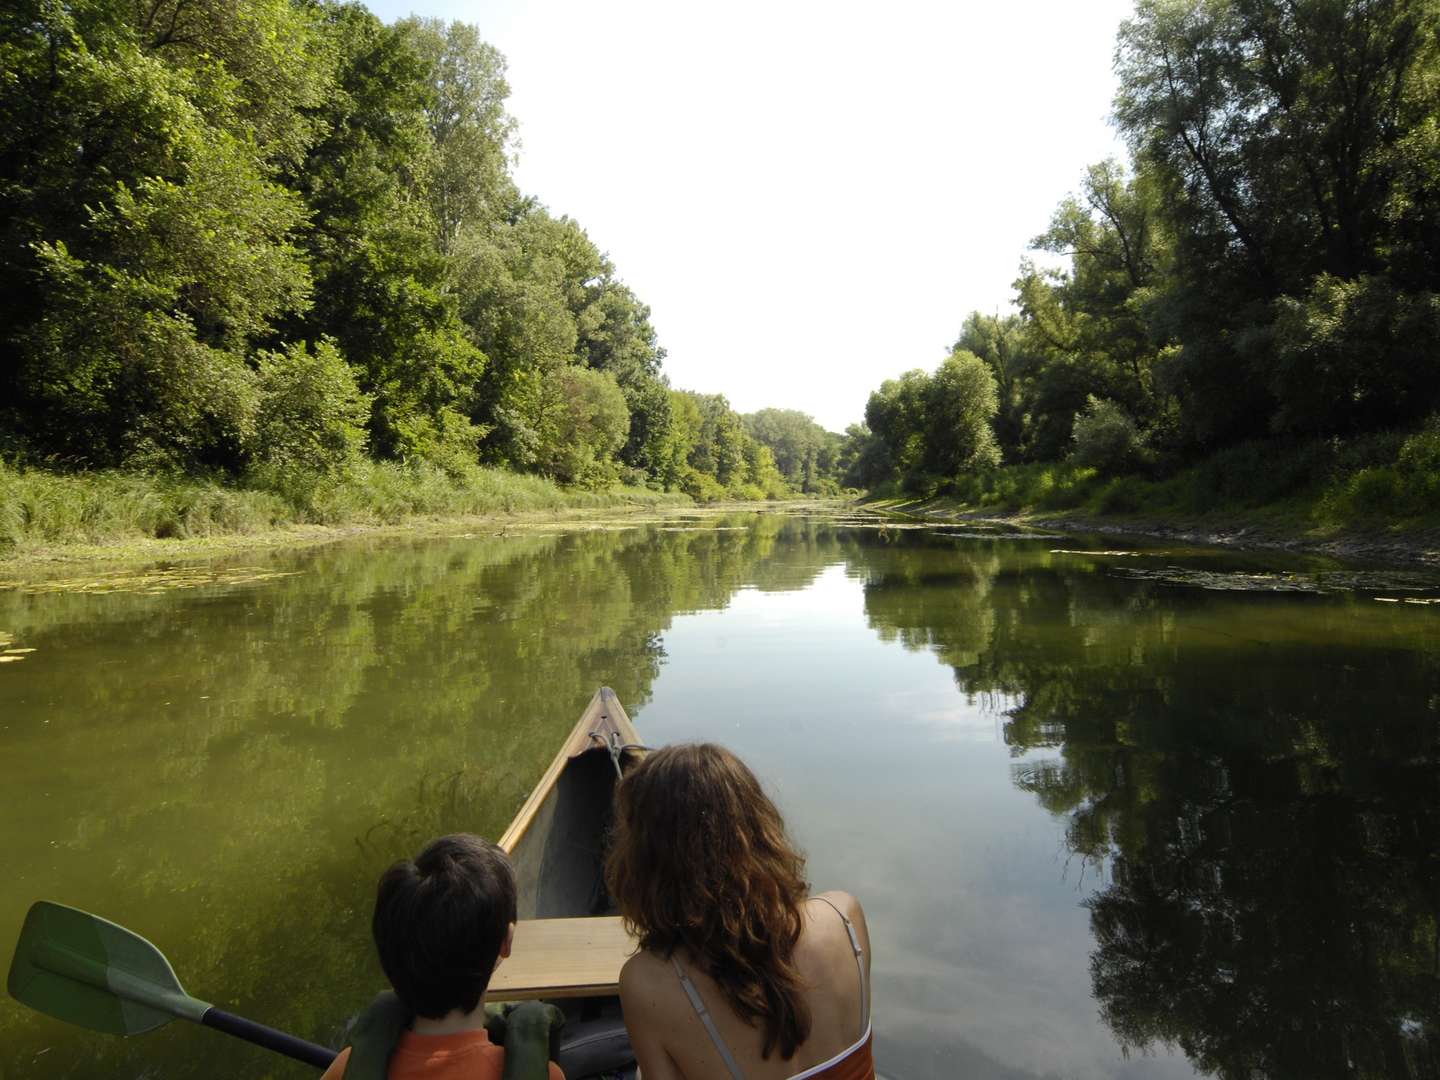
(488, 687, 646, 1078)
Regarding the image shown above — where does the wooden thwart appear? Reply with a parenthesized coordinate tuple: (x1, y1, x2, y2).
(488, 917, 637, 1002)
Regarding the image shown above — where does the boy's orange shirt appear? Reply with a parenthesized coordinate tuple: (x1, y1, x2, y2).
(321, 1027, 565, 1080)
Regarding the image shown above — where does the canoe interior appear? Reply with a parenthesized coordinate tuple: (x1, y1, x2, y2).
(500, 688, 643, 1079)
(508, 746, 620, 920)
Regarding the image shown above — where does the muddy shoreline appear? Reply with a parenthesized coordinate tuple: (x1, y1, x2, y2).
(872, 499, 1440, 568)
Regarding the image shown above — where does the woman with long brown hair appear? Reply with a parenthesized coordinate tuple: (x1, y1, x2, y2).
(605, 744, 874, 1080)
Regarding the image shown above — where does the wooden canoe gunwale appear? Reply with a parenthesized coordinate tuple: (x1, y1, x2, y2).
(497, 686, 641, 857)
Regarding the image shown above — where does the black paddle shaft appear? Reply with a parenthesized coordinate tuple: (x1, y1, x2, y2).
(201, 1007, 339, 1069)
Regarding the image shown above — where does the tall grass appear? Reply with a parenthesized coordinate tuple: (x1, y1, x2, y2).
(0, 460, 689, 553)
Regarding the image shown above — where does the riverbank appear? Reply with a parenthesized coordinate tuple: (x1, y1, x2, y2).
(866, 495, 1440, 566)
(0, 461, 693, 572)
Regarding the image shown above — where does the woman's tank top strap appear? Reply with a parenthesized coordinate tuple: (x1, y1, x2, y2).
(668, 899, 873, 1080)
(807, 895, 870, 1034)
(670, 955, 747, 1080)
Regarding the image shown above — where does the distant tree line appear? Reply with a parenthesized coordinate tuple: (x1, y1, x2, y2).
(845, 0, 1440, 495)
(0, 0, 845, 501)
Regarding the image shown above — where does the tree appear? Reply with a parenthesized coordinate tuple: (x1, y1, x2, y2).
(535, 366, 630, 485)
(743, 409, 835, 491)
(1114, 0, 1440, 445)
(954, 312, 1034, 460)
(0, 0, 318, 467)
(280, 4, 485, 466)
(864, 370, 931, 484)
(837, 424, 891, 490)
(921, 350, 1002, 479)
(1071, 396, 1143, 474)
(401, 17, 516, 255)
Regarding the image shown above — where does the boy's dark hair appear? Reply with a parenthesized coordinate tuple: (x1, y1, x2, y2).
(372, 833, 518, 1018)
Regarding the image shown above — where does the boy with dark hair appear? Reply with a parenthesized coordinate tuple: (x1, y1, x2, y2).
(323, 834, 564, 1080)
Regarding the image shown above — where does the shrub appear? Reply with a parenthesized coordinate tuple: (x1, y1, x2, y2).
(1095, 476, 1146, 514)
(246, 339, 371, 503)
(679, 469, 727, 503)
(1071, 396, 1141, 475)
(1320, 417, 1440, 521)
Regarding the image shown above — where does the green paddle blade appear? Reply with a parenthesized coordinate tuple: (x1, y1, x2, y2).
(7, 901, 210, 1035)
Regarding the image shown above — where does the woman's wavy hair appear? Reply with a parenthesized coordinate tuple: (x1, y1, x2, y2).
(605, 743, 811, 1059)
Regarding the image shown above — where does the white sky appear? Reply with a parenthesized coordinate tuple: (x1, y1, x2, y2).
(365, 0, 1135, 432)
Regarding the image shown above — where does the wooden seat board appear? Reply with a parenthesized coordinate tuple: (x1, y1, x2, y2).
(488, 916, 637, 1002)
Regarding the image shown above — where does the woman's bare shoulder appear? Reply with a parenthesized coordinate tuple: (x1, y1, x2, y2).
(618, 947, 687, 1021)
(809, 891, 871, 952)
(812, 889, 862, 914)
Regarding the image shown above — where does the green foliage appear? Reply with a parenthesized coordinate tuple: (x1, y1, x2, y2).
(1319, 418, 1440, 521)
(401, 17, 516, 254)
(245, 340, 372, 502)
(1113, 0, 1440, 446)
(1270, 275, 1440, 435)
(0, 0, 810, 503)
(861, 353, 1000, 492)
(923, 350, 1002, 477)
(536, 366, 631, 487)
(942, 461, 1101, 512)
(0, 2, 311, 468)
(1071, 396, 1143, 475)
(0, 459, 686, 550)
(742, 409, 841, 492)
(0, 463, 288, 545)
(837, 424, 891, 490)
(855, 0, 1440, 510)
(864, 369, 931, 482)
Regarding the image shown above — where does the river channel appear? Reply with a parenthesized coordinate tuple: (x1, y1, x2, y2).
(1, 509, 1437, 1079)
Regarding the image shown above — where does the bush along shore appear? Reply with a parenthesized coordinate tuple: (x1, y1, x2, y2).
(0, 461, 692, 562)
(864, 427, 1440, 567)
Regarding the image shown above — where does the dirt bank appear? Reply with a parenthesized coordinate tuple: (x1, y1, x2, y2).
(870, 498, 1440, 567)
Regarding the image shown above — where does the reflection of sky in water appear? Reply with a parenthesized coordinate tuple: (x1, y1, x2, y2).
(640, 564, 1198, 1080)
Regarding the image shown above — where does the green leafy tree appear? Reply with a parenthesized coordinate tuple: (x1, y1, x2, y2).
(280, 4, 484, 466)
(534, 366, 630, 486)
(1270, 275, 1440, 435)
(837, 424, 891, 490)
(864, 370, 931, 485)
(1, 0, 316, 468)
(921, 350, 1002, 479)
(401, 17, 516, 255)
(457, 206, 587, 467)
(1071, 396, 1143, 474)
(1114, 0, 1440, 446)
(953, 312, 1036, 460)
(743, 409, 837, 492)
(246, 339, 371, 496)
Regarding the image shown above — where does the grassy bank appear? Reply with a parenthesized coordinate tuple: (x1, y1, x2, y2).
(0, 461, 691, 562)
(865, 428, 1440, 562)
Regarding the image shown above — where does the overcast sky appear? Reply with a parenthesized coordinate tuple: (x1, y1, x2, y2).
(365, 0, 1135, 431)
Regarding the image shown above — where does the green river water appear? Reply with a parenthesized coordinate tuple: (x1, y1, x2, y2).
(1, 509, 1437, 1079)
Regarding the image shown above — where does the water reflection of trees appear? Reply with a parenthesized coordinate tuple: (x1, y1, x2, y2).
(0, 515, 837, 1079)
(855, 538, 1440, 1079)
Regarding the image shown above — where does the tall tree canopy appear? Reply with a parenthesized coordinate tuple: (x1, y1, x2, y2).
(0, 0, 815, 501)
(850, 0, 1440, 494)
